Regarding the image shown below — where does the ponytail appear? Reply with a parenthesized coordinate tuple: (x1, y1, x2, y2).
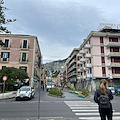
(100, 79, 108, 98)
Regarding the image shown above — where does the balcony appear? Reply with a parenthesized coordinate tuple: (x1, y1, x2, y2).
(2, 45, 11, 50)
(108, 62, 120, 67)
(86, 74, 92, 78)
(83, 76, 86, 79)
(80, 50, 86, 54)
(0, 58, 9, 62)
(86, 63, 92, 68)
(77, 61, 83, 64)
(77, 68, 81, 72)
(84, 44, 91, 49)
(112, 74, 120, 77)
(106, 41, 120, 47)
(85, 53, 91, 58)
(80, 58, 86, 62)
(20, 45, 29, 50)
(19, 59, 28, 64)
(107, 52, 120, 57)
(77, 53, 82, 57)
(77, 76, 81, 79)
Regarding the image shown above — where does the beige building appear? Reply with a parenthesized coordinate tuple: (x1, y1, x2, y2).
(0, 34, 42, 88)
(65, 27, 120, 91)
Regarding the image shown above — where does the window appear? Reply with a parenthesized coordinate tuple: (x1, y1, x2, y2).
(19, 66, 27, 72)
(110, 48, 119, 52)
(101, 47, 104, 53)
(5, 39, 9, 47)
(23, 40, 28, 48)
(22, 53, 27, 62)
(111, 57, 120, 63)
(100, 37, 103, 43)
(2, 66, 6, 69)
(112, 68, 120, 74)
(1, 52, 10, 61)
(102, 67, 106, 74)
(101, 57, 105, 63)
(109, 37, 118, 42)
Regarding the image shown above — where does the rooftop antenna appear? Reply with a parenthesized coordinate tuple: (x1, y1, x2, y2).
(97, 23, 120, 31)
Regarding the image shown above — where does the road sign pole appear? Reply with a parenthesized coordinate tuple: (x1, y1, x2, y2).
(2, 81, 5, 99)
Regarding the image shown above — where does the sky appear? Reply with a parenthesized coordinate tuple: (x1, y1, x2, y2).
(3, 0, 120, 63)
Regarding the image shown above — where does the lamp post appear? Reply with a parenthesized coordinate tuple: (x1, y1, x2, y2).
(38, 56, 42, 119)
(89, 63, 92, 92)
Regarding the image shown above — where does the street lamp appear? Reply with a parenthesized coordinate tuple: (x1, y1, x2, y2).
(89, 64, 92, 92)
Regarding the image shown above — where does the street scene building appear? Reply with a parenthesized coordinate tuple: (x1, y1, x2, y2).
(0, 34, 42, 88)
(65, 27, 120, 91)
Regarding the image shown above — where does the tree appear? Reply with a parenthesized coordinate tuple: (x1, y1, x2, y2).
(0, 0, 16, 46)
(0, 67, 29, 85)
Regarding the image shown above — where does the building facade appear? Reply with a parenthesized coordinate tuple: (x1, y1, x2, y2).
(0, 34, 42, 88)
(65, 28, 120, 91)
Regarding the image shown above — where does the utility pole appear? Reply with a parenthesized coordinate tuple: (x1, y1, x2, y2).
(38, 56, 42, 119)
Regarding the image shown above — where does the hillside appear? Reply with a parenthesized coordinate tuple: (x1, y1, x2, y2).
(44, 58, 67, 73)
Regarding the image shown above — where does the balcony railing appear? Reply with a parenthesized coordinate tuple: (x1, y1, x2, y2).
(77, 61, 83, 64)
(77, 53, 82, 57)
(80, 50, 86, 54)
(0, 58, 9, 62)
(107, 52, 120, 57)
(2, 45, 11, 50)
(108, 62, 120, 67)
(85, 53, 91, 58)
(80, 58, 86, 62)
(77, 76, 81, 79)
(86, 63, 91, 68)
(112, 74, 120, 77)
(19, 59, 28, 63)
(106, 41, 120, 47)
(86, 74, 92, 78)
(20, 45, 29, 50)
(84, 44, 91, 49)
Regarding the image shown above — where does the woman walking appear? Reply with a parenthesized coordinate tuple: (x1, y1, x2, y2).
(94, 79, 113, 120)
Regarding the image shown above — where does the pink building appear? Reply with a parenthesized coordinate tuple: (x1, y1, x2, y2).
(0, 34, 42, 88)
(65, 27, 120, 90)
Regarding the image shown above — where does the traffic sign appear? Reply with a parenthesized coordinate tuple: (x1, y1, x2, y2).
(3, 76, 7, 81)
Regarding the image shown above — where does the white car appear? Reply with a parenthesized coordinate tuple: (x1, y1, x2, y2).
(46, 83, 55, 91)
(15, 86, 35, 101)
(107, 87, 115, 94)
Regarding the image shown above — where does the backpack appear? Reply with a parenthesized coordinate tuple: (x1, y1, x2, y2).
(99, 94, 110, 108)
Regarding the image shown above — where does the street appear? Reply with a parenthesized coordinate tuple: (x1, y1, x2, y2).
(0, 88, 120, 120)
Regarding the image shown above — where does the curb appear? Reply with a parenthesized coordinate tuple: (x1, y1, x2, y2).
(0, 91, 16, 100)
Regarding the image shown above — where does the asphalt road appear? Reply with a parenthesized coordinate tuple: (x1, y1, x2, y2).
(0, 88, 80, 119)
(0, 88, 120, 120)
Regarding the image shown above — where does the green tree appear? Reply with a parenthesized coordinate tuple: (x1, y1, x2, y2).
(0, 0, 16, 46)
(0, 67, 29, 85)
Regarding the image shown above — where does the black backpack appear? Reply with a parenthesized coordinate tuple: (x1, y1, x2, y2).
(99, 94, 110, 108)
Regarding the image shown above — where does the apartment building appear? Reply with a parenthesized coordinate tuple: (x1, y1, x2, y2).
(0, 34, 42, 88)
(65, 27, 120, 91)
(65, 48, 79, 89)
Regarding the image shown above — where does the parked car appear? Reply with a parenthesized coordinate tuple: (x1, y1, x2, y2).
(46, 82, 55, 91)
(107, 87, 115, 94)
(15, 86, 35, 101)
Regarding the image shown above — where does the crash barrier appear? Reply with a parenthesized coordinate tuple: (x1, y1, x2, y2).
(69, 90, 85, 98)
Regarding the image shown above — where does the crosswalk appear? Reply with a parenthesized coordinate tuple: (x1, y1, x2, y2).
(64, 101, 120, 120)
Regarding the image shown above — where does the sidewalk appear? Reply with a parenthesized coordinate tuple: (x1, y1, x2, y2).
(0, 91, 16, 100)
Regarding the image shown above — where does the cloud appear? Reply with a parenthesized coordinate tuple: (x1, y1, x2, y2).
(4, 0, 120, 63)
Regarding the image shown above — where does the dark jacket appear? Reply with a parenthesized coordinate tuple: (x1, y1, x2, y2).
(94, 88, 113, 105)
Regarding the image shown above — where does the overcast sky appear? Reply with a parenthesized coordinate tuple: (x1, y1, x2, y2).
(3, 0, 120, 63)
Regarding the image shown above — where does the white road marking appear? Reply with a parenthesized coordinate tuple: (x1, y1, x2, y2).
(76, 112, 120, 116)
(79, 116, 120, 120)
